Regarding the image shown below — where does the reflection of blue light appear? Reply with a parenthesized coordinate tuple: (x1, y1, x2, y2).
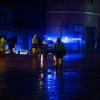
(48, 74, 52, 79)
(47, 69, 56, 80)
(63, 71, 80, 77)
(64, 53, 83, 60)
(45, 69, 58, 100)
(61, 70, 82, 94)
(44, 68, 82, 100)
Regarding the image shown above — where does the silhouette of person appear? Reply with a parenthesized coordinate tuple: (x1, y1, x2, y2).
(53, 38, 66, 68)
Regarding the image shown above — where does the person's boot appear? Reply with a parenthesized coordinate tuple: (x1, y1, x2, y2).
(32, 48, 35, 54)
(54, 58, 59, 70)
(59, 58, 63, 70)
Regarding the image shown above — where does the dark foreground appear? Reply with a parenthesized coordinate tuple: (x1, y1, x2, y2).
(0, 54, 100, 100)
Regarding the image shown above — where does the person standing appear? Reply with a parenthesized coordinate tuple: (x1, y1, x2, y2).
(32, 34, 39, 55)
(0, 35, 6, 56)
(53, 38, 66, 68)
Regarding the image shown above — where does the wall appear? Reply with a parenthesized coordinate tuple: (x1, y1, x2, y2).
(46, 0, 100, 38)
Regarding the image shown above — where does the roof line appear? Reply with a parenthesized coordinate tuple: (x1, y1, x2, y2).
(48, 11, 100, 16)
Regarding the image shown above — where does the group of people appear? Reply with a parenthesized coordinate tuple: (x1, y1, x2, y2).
(32, 34, 47, 55)
(0, 34, 17, 55)
(0, 33, 67, 67)
(32, 34, 66, 67)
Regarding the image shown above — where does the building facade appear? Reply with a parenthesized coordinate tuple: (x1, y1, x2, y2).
(46, 0, 100, 52)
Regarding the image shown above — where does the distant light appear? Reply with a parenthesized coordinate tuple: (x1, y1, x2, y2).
(20, 51, 28, 55)
(46, 36, 82, 43)
(47, 37, 57, 42)
(13, 48, 28, 55)
(5, 50, 10, 54)
(71, 38, 82, 41)
(47, 37, 52, 41)
(61, 37, 69, 43)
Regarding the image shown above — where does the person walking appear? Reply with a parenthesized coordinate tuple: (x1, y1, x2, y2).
(32, 34, 39, 55)
(53, 38, 66, 68)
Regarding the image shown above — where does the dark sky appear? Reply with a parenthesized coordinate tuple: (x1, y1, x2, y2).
(13, 0, 47, 31)
(0, 0, 47, 32)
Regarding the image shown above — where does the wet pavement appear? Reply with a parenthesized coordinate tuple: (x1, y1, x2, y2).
(0, 53, 100, 100)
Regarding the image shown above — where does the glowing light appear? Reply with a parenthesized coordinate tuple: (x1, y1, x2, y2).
(53, 55, 56, 61)
(47, 37, 52, 41)
(47, 73, 56, 89)
(47, 69, 56, 80)
(40, 73, 44, 79)
(40, 54, 43, 68)
(5, 50, 10, 54)
(61, 37, 69, 43)
(47, 37, 57, 42)
(71, 38, 82, 41)
(13, 48, 28, 55)
(46, 36, 82, 43)
(20, 51, 28, 55)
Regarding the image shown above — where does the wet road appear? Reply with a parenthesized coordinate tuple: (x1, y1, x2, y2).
(0, 54, 100, 100)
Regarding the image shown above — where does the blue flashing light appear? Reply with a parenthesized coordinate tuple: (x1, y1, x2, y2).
(46, 36, 57, 42)
(47, 37, 52, 41)
(46, 36, 82, 43)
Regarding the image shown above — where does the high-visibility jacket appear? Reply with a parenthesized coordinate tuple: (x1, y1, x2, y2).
(32, 34, 38, 45)
(0, 37, 6, 52)
(32, 34, 39, 48)
(32, 34, 39, 54)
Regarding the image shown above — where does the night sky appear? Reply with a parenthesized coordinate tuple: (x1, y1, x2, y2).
(0, 0, 47, 32)
(14, 0, 47, 31)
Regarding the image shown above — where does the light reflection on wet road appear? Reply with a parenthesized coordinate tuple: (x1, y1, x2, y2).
(0, 54, 100, 100)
